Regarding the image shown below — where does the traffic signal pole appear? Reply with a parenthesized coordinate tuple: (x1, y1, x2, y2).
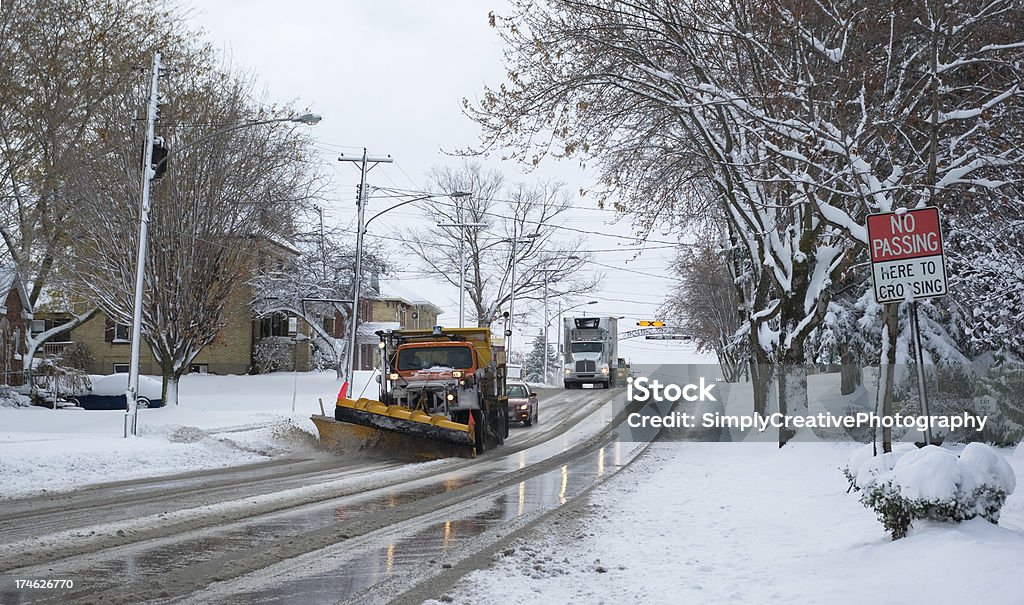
(125, 51, 161, 438)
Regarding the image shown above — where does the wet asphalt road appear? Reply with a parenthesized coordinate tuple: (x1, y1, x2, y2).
(1, 367, 716, 604)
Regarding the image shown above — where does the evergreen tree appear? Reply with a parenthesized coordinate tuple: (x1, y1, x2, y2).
(522, 329, 558, 384)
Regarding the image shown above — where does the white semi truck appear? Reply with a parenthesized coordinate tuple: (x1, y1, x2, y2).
(562, 316, 620, 389)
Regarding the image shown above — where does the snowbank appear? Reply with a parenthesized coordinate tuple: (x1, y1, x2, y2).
(0, 371, 377, 498)
(431, 442, 1024, 605)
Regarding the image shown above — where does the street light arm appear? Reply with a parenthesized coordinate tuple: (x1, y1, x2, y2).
(364, 195, 430, 230)
(153, 113, 321, 169)
(364, 191, 470, 230)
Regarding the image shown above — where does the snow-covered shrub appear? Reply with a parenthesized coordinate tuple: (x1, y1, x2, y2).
(844, 444, 1016, 540)
(32, 359, 92, 399)
(0, 386, 32, 407)
(56, 341, 94, 371)
(252, 337, 294, 373)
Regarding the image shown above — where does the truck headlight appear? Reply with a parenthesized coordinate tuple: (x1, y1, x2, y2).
(564, 368, 571, 375)
(446, 392, 456, 402)
(452, 370, 463, 378)
(389, 373, 399, 381)
(600, 365, 609, 374)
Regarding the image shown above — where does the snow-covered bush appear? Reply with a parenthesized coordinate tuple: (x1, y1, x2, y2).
(844, 444, 1016, 540)
(0, 386, 32, 408)
(55, 341, 94, 371)
(252, 337, 294, 373)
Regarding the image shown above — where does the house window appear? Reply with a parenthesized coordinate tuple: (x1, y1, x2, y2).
(113, 323, 131, 342)
(259, 313, 292, 337)
(189, 364, 209, 374)
(105, 318, 132, 343)
(323, 316, 335, 336)
(30, 319, 46, 334)
(113, 363, 129, 373)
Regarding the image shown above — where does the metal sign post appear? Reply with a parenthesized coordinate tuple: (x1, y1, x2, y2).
(867, 207, 949, 445)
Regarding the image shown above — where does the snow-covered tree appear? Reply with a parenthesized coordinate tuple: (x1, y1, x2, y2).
(250, 227, 389, 377)
(661, 243, 746, 382)
(66, 61, 322, 404)
(0, 0, 194, 368)
(467, 0, 1024, 446)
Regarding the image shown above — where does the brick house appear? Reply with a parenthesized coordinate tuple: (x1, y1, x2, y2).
(69, 237, 314, 375)
(0, 264, 31, 385)
(338, 280, 443, 370)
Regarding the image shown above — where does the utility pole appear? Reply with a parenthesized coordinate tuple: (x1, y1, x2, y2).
(338, 149, 392, 394)
(125, 51, 161, 438)
(505, 233, 539, 359)
(438, 210, 486, 328)
(312, 204, 326, 276)
(535, 268, 562, 384)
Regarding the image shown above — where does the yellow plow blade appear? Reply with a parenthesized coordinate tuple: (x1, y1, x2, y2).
(312, 397, 476, 460)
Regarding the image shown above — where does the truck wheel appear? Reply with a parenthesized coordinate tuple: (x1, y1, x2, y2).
(472, 409, 486, 454)
(496, 409, 507, 445)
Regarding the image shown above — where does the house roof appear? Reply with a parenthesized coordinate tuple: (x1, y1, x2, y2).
(0, 262, 32, 315)
(373, 281, 443, 315)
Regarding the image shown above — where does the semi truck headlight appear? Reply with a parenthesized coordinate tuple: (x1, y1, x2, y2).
(452, 370, 463, 378)
(600, 365, 609, 374)
(564, 368, 571, 375)
(389, 373, 399, 381)
(446, 392, 456, 401)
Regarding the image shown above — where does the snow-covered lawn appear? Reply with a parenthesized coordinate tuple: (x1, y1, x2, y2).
(435, 441, 1024, 604)
(0, 371, 375, 499)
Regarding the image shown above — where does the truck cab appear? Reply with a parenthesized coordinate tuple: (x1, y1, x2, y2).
(562, 316, 619, 389)
(378, 327, 509, 451)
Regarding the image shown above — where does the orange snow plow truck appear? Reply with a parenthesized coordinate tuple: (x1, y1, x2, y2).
(312, 327, 509, 459)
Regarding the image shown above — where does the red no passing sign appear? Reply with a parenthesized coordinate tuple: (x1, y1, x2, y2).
(866, 208, 947, 303)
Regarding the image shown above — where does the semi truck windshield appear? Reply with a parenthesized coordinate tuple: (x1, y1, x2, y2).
(570, 342, 603, 353)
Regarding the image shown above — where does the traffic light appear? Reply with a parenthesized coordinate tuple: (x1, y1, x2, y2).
(140, 137, 169, 180)
(637, 320, 666, 327)
(151, 138, 168, 180)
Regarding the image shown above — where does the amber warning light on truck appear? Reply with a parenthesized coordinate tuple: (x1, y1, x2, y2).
(866, 207, 948, 304)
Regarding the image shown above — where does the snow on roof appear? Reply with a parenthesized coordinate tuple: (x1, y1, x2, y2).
(373, 281, 442, 314)
(0, 263, 16, 294)
(0, 262, 32, 313)
(358, 321, 400, 336)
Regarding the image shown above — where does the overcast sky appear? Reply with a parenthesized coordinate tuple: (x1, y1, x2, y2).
(188, 1, 691, 363)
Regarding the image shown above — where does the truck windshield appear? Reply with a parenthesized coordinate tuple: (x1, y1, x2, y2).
(396, 346, 473, 370)
(571, 342, 603, 353)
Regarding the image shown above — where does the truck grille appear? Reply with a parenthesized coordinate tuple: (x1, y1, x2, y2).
(576, 360, 596, 373)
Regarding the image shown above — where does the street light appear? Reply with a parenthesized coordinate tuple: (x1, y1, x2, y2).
(535, 268, 564, 384)
(438, 210, 487, 328)
(124, 49, 320, 438)
(338, 183, 471, 394)
(506, 232, 540, 358)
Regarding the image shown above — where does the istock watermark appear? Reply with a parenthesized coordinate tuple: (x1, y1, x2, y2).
(626, 376, 717, 402)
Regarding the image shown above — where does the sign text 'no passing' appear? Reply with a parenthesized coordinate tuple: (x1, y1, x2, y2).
(866, 207, 948, 304)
